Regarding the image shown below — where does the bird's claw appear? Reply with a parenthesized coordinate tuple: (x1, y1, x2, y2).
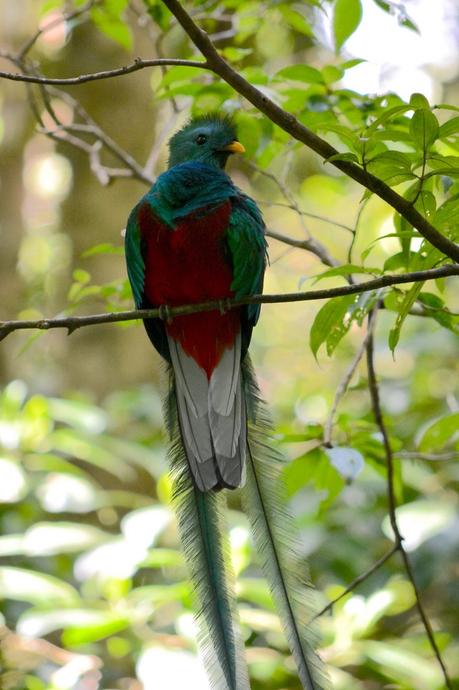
(158, 304, 173, 323)
(218, 298, 232, 315)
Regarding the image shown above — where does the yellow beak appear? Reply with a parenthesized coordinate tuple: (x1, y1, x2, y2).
(223, 140, 245, 154)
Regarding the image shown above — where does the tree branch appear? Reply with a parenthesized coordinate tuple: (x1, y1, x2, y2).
(1, 265, 457, 341)
(366, 310, 453, 690)
(0, 58, 209, 86)
(313, 545, 399, 620)
(265, 229, 338, 268)
(159, 0, 459, 264)
(323, 310, 378, 447)
(17, 0, 98, 59)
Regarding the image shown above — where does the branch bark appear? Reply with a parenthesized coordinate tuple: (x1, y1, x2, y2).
(366, 311, 452, 690)
(1, 265, 457, 341)
(313, 546, 399, 620)
(160, 0, 459, 264)
(0, 58, 208, 85)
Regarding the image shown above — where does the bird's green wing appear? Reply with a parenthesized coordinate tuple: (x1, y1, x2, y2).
(125, 204, 145, 309)
(226, 193, 267, 326)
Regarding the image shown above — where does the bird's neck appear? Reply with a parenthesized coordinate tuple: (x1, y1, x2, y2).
(148, 161, 236, 226)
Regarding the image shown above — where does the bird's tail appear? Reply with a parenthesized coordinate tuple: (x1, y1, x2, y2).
(241, 357, 331, 690)
(168, 333, 246, 491)
(166, 371, 250, 690)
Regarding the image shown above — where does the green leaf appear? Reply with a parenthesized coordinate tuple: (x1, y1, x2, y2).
(371, 1, 419, 32)
(63, 616, 130, 646)
(284, 448, 345, 509)
(365, 640, 443, 689)
(417, 293, 459, 333)
(309, 294, 356, 358)
(326, 152, 360, 164)
(333, 0, 363, 52)
(414, 189, 436, 219)
(321, 65, 344, 84)
(22, 522, 110, 555)
(17, 608, 129, 641)
(39, 0, 64, 15)
(91, 4, 133, 51)
(417, 292, 444, 309)
(146, 1, 171, 30)
(394, 214, 413, 259)
(222, 47, 252, 62)
(72, 268, 90, 284)
(236, 113, 262, 157)
(367, 104, 412, 133)
(383, 250, 417, 271)
(418, 413, 459, 451)
(410, 93, 430, 110)
(312, 264, 381, 282)
(237, 578, 274, 611)
(367, 151, 414, 183)
(438, 116, 459, 139)
(434, 194, 459, 231)
(435, 103, 459, 113)
(341, 58, 366, 70)
(158, 66, 204, 89)
(0, 567, 79, 605)
(409, 109, 439, 151)
(81, 243, 124, 257)
(142, 548, 184, 569)
(388, 281, 424, 353)
(127, 582, 190, 607)
(318, 123, 359, 150)
(49, 397, 108, 433)
(278, 7, 313, 36)
(275, 64, 324, 84)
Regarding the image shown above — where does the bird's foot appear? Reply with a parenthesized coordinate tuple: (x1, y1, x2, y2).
(218, 298, 232, 315)
(158, 304, 173, 324)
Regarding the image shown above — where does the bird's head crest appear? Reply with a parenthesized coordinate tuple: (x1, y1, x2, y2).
(168, 114, 245, 169)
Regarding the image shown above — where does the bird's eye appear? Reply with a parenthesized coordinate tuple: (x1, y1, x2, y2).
(196, 134, 207, 145)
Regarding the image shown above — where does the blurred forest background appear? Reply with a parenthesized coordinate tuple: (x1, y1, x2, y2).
(1, 0, 459, 689)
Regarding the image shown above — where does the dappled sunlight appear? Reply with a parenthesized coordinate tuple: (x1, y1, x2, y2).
(0, 0, 458, 688)
(137, 646, 211, 690)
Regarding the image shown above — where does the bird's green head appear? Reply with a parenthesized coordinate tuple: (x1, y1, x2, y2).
(168, 114, 245, 169)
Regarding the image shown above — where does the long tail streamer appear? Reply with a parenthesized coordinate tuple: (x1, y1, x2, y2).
(241, 358, 330, 690)
(166, 370, 250, 690)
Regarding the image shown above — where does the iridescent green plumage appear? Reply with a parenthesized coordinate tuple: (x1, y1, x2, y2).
(125, 114, 330, 690)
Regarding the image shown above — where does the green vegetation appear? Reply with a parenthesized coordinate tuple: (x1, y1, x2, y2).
(0, 1, 458, 688)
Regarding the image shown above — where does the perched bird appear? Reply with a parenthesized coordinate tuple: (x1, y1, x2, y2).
(125, 114, 329, 690)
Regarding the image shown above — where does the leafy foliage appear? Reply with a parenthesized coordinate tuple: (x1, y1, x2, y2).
(0, 0, 458, 689)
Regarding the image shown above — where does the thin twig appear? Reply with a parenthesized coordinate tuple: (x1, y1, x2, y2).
(0, 58, 209, 86)
(248, 161, 341, 267)
(47, 87, 155, 184)
(258, 200, 354, 234)
(397, 451, 459, 462)
(18, 0, 98, 59)
(246, 161, 313, 239)
(313, 545, 399, 620)
(1, 265, 458, 341)
(143, 110, 180, 177)
(347, 199, 367, 265)
(265, 230, 337, 267)
(323, 311, 378, 447)
(366, 310, 453, 690)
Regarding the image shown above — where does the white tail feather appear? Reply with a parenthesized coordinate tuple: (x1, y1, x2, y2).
(168, 334, 245, 490)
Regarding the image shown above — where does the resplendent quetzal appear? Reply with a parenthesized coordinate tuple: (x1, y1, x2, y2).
(125, 115, 329, 690)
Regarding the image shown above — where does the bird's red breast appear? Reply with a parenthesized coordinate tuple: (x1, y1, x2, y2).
(139, 200, 240, 378)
